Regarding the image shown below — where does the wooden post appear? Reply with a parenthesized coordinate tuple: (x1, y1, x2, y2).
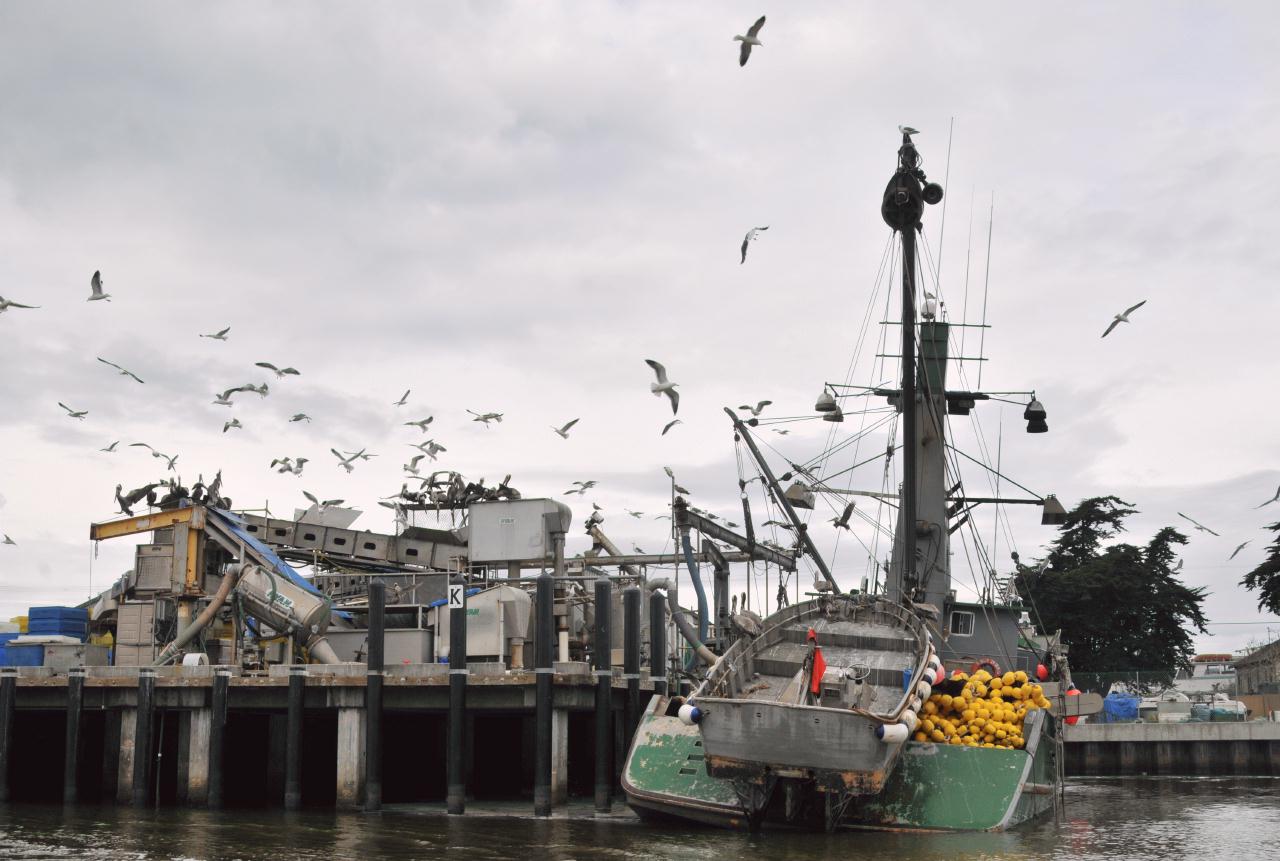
(593, 576, 612, 813)
(366, 580, 385, 811)
(284, 666, 305, 810)
(63, 668, 85, 803)
(132, 668, 155, 807)
(534, 571, 554, 817)
(447, 578, 467, 815)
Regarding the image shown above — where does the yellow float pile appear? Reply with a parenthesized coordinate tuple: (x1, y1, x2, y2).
(912, 669, 1050, 749)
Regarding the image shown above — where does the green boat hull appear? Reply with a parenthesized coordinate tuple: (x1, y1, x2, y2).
(622, 695, 1060, 832)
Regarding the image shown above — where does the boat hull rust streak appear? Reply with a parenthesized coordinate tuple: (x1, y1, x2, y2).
(623, 695, 1058, 831)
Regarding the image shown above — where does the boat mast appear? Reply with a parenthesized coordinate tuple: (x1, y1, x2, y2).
(724, 408, 838, 591)
(881, 129, 943, 601)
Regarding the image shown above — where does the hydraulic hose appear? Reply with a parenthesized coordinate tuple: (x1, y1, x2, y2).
(153, 562, 246, 666)
(645, 578, 717, 667)
(679, 531, 710, 646)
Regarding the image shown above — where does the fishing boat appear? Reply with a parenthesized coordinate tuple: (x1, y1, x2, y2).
(623, 128, 1095, 831)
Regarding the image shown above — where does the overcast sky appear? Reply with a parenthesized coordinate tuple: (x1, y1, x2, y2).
(2, 3, 1279, 657)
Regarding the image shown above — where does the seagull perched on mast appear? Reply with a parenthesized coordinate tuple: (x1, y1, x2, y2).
(733, 15, 766, 66)
(645, 359, 679, 414)
(200, 327, 231, 341)
(97, 357, 145, 384)
(87, 270, 110, 302)
(1177, 512, 1219, 537)
(551, 418, 579, 439)
(740, 226, 769, 264)
(1101, 300, 1147, 338)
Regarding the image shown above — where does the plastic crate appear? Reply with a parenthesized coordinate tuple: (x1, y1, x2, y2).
(4, 643, 44, 667)
(28, 606, 89, 623)
(27, 619, 87, 639)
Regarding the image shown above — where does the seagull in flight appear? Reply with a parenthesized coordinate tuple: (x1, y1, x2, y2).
(100, 441, 119, 452)
(1229, 540, 1250, 560)
(551, 418, 579, 439)
(409, 439, 447, 460)
(200, 327, 231, 341)
(404, 454, 426, 476)
(626, 509, 643, 519)
(773, 429, 790, 435)
(58, 401, 88, 420)
(738, 400, 773, 417)
(645, 359, 679, 415)
(1, 534, 14, 546)
(344, 449, 377, 462)
(272, 457, 308, 475)
(564, 480, 597, 496)
(0, 296, 39, 314)
(1101, 300, 1147, 338)
(393, 389, 411, 406)
(733, 15, 766, 67)
(247, 382, 269, 397)
(1177, 512, 1219, 536)
(88, 270, 111, 302)
(662, 419, 682, 436)
(740, 226, 769, 264)
(468, 410, 504, 426)
(97, 357, 144, 384)
(830, 501, 856, 530)
(404, 416, 434, 432)
(1256, 484, 1280, 509)
(222, 418, 242, 433)
(289, 413, 312, 423)
(255, 362, 300, 379)
(212, 385, 252, 407)
(331, 448, 361, 473)
(302, 491, 344, 510)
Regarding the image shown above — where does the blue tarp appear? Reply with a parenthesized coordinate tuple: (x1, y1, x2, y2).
(210, 508, 325, 599)
(1100, 691, 1141, 723)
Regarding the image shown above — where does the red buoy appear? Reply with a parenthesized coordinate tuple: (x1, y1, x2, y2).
(1065, 686, 1081, 726)
(1036, 663, 1049, 682)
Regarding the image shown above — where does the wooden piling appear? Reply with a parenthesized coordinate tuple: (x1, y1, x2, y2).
(208, 668, 229, 809)
(447, 578, 467, 815)
(366, 580, 385, 811)
(623, 586, 641, 739)
(132, 668, 155, 807)
(0, 668, 15, 802)
(284, 666, 305, 810)
(649, 590, 667, 697)
(534, 572, 554, 817)
(63, 667, 85, 804)
(593, 576, 612, 813)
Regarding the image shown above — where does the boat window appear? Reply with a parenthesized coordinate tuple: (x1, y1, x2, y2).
(949, 611, 975, 637)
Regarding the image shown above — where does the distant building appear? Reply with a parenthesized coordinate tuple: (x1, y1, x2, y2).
(1172, 654, 1237, 697)
(1235, 640, 1280, 695)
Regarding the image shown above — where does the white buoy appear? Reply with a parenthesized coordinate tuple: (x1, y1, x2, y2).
(877, 723, 909, 744)
(677, 703, 703, 726)
(902, 710, 919, 732)
(917, 680, 932, 700)
(182, 652, 210, 666)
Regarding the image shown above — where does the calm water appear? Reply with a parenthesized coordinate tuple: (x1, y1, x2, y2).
(1, 778, 1277, 860)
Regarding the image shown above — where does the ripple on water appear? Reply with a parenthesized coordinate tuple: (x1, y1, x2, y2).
(0, 778, 1277, 861)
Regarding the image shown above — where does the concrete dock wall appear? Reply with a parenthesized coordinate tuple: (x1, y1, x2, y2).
(1064, 721, 1280, 776)
(0, 662, 645, 811)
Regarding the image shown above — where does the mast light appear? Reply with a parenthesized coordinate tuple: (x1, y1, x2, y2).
(1040, 494, 1067, 526)
(815, 390, 838, 413)
(1024, 398, 1048, 434)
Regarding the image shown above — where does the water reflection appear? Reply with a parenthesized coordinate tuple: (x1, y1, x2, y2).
(0, 778, 1276, 861)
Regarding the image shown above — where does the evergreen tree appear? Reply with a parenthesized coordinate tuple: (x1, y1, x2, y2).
(1016, 497, 1208, 686)
(1241, 521, 1280, 615)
